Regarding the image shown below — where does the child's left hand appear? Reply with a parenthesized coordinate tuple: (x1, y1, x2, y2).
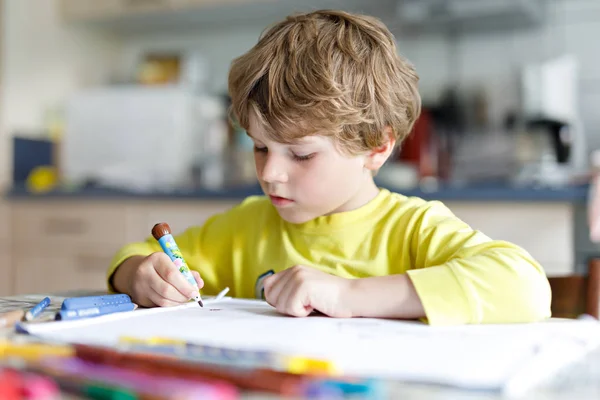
(263, 265, 354, 318)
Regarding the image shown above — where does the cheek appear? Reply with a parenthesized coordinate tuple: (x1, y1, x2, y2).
(297, 157, 362, 192)
(254, 154, 264, 174)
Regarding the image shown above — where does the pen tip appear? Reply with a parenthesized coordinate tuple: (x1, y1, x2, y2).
(198, 299, 204, 307)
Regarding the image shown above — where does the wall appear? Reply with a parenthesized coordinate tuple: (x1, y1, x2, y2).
(119, 24, 266, 96)
(397, 0, 600, 151)
(0, 0, 122, 188)
(1, 0, 599, 189)
(119, 0, 600, 152)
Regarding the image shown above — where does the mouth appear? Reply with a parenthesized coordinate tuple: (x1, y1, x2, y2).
(268, 194, 294, 207)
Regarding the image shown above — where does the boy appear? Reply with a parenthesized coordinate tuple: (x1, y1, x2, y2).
(107, 10, 551, 326)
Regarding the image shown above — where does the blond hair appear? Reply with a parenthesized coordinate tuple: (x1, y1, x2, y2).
(228, 9, 421, 155)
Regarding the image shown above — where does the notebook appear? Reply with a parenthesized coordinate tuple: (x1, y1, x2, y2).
(20, 297, 600, 397)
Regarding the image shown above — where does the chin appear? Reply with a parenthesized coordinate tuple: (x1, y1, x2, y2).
(275, 208, 316, 224)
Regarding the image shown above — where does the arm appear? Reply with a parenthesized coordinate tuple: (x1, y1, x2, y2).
(107, 196, 270, 300)
(264, 200, 550, 325)
(107, 218, 233, 298)
(403, 201, 552, 325)
(346, 274, 425, 319)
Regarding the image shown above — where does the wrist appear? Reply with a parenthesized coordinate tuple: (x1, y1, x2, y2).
(342, 274, 426, 319)
(343, 278, 365, 318)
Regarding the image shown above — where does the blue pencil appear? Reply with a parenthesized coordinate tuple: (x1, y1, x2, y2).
(25, 296, 51, 321)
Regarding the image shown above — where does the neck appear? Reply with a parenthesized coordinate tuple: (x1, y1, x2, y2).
(330, 174, 380, 214)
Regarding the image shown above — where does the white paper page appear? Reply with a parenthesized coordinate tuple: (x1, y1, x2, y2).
(21, 298, 600, 393)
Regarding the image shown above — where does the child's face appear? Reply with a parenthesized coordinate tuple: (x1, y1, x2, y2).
(248, 112, 380, 224)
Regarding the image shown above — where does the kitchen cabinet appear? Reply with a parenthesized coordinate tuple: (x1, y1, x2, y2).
(0, 252, 11, 296)
(10, 201, 129, 295)
(126, 201, 236, 241)
(12, 202, 129, 252)
(8, 200, 235, 295)
(0, 200, 9, 243)
(13, 251, 110, 295)
(0, 201, 12, 296)
(3, 195, 585, 295)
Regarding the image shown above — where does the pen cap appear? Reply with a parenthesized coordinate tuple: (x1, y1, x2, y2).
(152, 223, 172, 240)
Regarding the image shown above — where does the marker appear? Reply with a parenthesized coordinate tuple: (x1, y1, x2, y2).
(0, 370, 21, 400)
(0, 340, 74, 361)
(0, 310, 25, 329)
(74, 343, 308, 395)
(19, 371, 61, 400)
(37, 357, 239, 400)
(152, 222, 203, 307)
(304, 379, 386, 399)
(285, 356, 338, 376)
(25, 297, 51, 321)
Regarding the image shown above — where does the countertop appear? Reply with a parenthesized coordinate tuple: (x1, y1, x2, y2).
(3, 182, 590, 203)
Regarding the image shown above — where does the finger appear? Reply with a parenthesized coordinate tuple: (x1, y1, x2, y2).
(263, 268, 290, 293)
(153, 254, 198, 298)
(192, 271, 205, 289)
(283, 285, 312, 317)
(147, 287, 184, 308)
(265, 271, 295, 308)
(276, 277, 310, 317)
(148, 273, 191, 303)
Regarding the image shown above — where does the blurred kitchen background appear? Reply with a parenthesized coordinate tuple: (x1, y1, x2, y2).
(1, 0, 600, 297)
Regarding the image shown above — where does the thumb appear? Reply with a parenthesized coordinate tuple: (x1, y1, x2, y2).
(192, 270, 204, 289)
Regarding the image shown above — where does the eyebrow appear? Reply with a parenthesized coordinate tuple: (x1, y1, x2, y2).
(245, 130, 318, 146)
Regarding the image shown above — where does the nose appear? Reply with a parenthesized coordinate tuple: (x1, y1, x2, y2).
(260, 153, 288, 184)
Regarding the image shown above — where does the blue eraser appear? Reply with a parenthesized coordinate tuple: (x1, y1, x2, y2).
(57, 302, 136, 321)
(61, 294, 132, 310)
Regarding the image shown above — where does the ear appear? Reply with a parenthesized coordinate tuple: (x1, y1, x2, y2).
(364, 127, 396, 171)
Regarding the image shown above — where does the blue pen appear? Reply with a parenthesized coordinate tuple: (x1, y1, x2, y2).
(56, 302, 137, 321)
(25, 297, 51, 321)
(152, 222, 203, 307)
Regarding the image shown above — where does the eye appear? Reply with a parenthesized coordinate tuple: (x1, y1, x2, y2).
(292, 153, 315, 162)
(253, 146, 267, 154)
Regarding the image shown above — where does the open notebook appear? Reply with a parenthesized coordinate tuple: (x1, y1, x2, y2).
(20, 297, 600, 397)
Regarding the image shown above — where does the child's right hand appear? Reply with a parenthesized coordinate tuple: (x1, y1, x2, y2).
(127, 252, 204, 308)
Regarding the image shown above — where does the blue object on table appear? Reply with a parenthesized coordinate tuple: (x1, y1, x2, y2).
(304, 379, 386, 400)
(25, 297, 51, 321)
(61, 294, 132, 311)
(56, 302, 137, 321)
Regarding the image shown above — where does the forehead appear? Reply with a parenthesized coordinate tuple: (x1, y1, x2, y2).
(246, 110, 328, 146)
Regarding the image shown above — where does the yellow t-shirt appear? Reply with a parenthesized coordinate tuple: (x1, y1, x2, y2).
(107, 188, 551, 326)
